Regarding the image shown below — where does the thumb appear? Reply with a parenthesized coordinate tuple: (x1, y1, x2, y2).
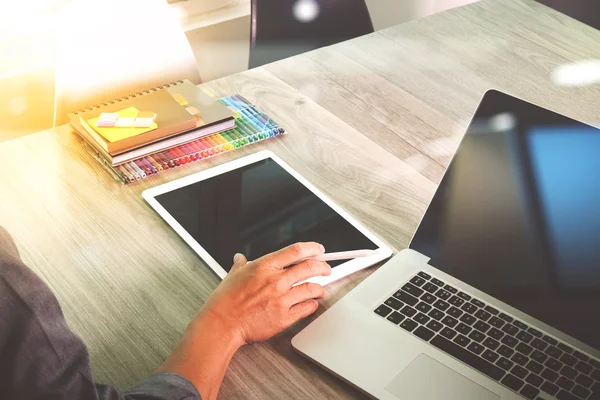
(231, 253, 248, 271)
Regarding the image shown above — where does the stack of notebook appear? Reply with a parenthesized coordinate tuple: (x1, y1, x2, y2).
(68, 81, 286, 184)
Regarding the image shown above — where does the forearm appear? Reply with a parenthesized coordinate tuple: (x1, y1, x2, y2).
(156, 312, 243, 400)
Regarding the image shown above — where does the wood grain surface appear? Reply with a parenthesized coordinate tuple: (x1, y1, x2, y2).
(1, 0, 600, 398)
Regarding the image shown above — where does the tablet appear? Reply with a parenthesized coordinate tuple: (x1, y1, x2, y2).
(143, 151, 392, 285)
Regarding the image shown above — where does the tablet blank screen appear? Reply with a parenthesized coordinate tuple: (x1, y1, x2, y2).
(155, 158, 377, 271)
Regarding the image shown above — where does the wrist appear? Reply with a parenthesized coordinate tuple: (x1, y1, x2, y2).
(188, 309, 245, 352)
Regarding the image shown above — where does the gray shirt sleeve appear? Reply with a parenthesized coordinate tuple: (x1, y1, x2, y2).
(0, 227, 201, 400)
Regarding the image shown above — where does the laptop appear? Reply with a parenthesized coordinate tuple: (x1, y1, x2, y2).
(292, 90, 600, 400)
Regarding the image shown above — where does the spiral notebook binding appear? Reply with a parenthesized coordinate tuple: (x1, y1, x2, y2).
(71, 80, 185, 115)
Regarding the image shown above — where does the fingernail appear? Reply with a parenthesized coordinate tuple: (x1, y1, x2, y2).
(233, 253, 242, 263)
(319, 244, 325, 253)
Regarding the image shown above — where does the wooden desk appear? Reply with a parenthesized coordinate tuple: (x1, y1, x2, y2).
(1, 0, 600, 398)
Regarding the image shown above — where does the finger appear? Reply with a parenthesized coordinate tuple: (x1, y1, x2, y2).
(288, 299, 320, 323)
(230, 253, 248, 271)
(256, 242, 325, 270)
(286, 282, 325, 305)
(284, 260, 331, 286)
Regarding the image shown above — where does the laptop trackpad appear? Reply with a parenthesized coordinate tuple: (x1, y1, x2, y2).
(385, 354, 500, 400)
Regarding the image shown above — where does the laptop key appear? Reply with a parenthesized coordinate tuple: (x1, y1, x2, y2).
(502, 324, 519, 336)
(541, 368, 559, 382)
(473, 321, 490, 333)
(385, 297, 404, 310)
(498, 345, 515, 358)
(402, 283, 424, 298)
(589, 358, 600, 369)
(431, 278, 445, 286)
(572, 385, 591, 399)
(516, 342, 533, 356)
(541, 381, 559, 396)
(572, 351, 589, 362)
(575, 361, 592, 375)
(374, 304, 392, 317)
(497, 357, 514, 371)
(501, 335, 518, 348)
(527, 327, 543, 338)
(525, 373, 543, 387)
(474, 309, 492, 322)
(415, 301, 432, 314)
(556, 390, 578, 400)
(409, 276, 426, 287)
(511, 352, 528, 366)
(485, 305, 499, 315)
(399, 319, 418, 332)
(531, 350, 548, 363)
(526, 360, 544, 374)
(519, 384, 540, 399)
(459, 314, 476, 325)
(420, 293, 436, 304)
(574, 373, 593, 388)
(461, 303, 478, 314)
(545, 346, 563, 359)
(387, 312, 405, 325)
(400, 305, 417, 318)
(441, 316, 458, 328)
(489, 316, 505, 329)
(542, 335, 558, 346)
(414, 326, 435, 341)
(414, 312, 430, 325)
(501, 373, 524, 390)
(468, 330, 485, 343)
(448, 296, 465, 307)
(591, 368, 600, 381)
(531, 338, 548, 351)
(433, 299, 450, 312)
(560, 353, 578, 367)
(454, 334, 471, 347)
(513, 320, 528, 330)
(488, 327, 504, 340)
(444, 284, 457, 294)
(430, 335, 505, 380)
(483, 349, 500, 363)
(557, 343, 573, 354)
(393, 290, 419, 306)
(435, 289, 452, 301)
(499, 313, 513, 323)
(456, 323, 472, 335)
(467, 342, 485, 355)
(544, 358, 563, 372)
(417, 271, 431, 280)
(556, 376, 575, 391)
(483, 337, 500, 350)
(426, 320, 443, 332)
(471, 298, 485, 308)
(428, 309, 444, 321)
(516, 331, 534, 344)
(512, 365, 528, 379)
(440, 327, 457, 340)
(561, 366, 577, 379)
(422, 282, 438, 294)
(447, 306, 463, 318)
(457, 291, 471, 301)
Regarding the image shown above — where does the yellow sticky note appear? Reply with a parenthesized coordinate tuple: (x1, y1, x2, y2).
(89, 106, 157, 143)
(171, 93, 188, 106)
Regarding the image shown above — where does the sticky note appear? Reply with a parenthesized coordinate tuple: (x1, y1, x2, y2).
(171, 93, 188, 106)
(96, 112, 118, 127)
(133, 111, 157, 127)
(185, 106, 200, 115)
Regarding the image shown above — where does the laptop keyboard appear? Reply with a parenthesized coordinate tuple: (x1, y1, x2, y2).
(374, 271, 600, 400)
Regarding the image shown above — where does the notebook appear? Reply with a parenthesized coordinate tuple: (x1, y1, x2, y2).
(68, 80, 235, 155)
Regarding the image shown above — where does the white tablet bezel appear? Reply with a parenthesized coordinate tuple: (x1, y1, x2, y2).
(142, 150, 393, 285)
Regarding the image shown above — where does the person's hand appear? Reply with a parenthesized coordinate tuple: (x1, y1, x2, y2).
(196, 242, 331, 347)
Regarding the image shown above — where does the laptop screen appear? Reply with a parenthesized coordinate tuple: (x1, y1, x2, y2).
(411, 90, 600, 350)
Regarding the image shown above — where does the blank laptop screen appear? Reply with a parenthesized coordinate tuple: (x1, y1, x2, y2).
(411, 90, 600, 350)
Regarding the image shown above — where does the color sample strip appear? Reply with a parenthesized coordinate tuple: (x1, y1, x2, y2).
(107, 95, 285, 183)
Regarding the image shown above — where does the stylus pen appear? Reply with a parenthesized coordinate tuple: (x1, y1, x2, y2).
(295, 249, 378, 264)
